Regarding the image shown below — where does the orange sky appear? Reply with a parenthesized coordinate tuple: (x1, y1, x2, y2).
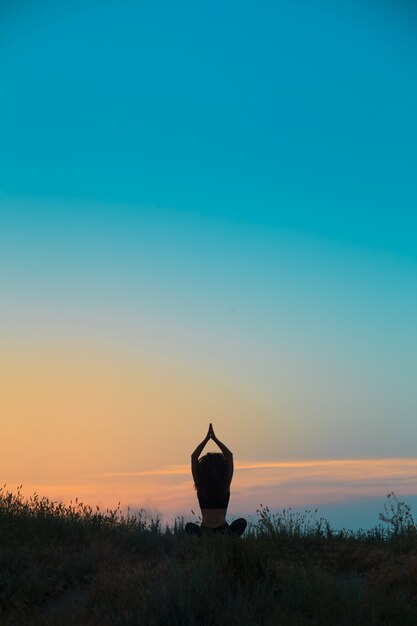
(6, 458, 417, 524)
(3, 344, 417, 525)
(1, 342, 286, 483)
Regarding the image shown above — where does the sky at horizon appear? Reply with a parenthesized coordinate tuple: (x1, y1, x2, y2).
(1, 0, 416, 528)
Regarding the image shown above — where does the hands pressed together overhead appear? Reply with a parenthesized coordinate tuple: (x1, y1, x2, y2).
(191, 422, 234, 484)
(197, 423, 232, 459)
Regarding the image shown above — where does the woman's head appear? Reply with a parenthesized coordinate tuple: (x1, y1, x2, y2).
(195, 452, 229, 496)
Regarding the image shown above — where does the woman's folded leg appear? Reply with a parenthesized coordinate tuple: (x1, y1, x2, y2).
(185, 522, 202, 535)
(229, 518, 247, 536)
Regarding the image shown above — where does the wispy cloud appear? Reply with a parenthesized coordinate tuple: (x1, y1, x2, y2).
(98, 457, 417, 480)
(97, 465, 190, 478)
(8, 458, 417, 523)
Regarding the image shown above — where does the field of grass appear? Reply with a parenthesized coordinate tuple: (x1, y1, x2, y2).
(1, 487, 417, 625)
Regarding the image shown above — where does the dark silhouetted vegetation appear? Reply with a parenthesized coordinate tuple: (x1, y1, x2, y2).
(1, 486, 417, 625)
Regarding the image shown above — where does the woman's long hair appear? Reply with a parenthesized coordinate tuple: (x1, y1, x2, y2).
(195, 452, 229, 500)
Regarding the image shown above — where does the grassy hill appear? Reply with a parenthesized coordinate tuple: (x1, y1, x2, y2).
(1, 487, 417, 625)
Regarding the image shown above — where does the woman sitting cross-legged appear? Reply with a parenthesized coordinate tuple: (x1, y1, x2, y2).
(185, 423, 247, 537)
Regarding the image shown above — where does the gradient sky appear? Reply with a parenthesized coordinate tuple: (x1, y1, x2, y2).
(1, 0, 416, 527)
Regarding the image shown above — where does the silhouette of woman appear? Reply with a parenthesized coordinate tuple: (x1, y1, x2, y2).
(185, 423, 247, 536)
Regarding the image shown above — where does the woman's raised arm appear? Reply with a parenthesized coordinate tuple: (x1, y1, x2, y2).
(191, 425, 211, 485)
(210, 425, 234, 483)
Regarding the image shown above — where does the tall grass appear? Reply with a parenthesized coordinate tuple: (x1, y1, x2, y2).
(1, 486, 417, 625)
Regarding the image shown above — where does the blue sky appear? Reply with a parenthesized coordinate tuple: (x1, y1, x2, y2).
(1, 0, 416, 251)
(1, 0, 416, 525)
